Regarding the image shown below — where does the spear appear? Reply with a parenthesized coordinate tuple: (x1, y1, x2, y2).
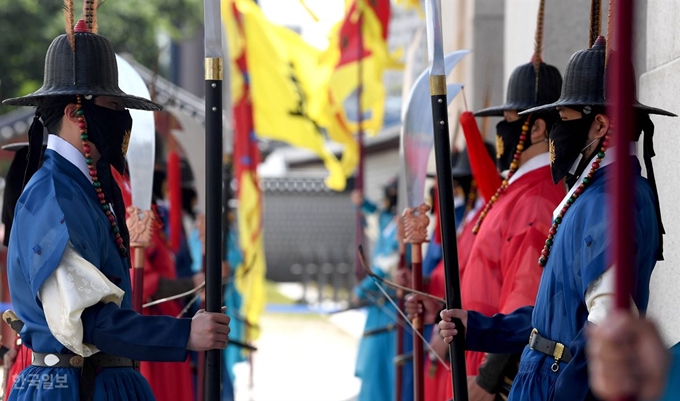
(116, 55, 156, 313)
(424, 0, 468, 399)
(204, 0, 224, 399)
(607, 1, 636, 401)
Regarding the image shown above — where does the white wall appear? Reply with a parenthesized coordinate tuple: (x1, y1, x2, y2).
(640, 0, 680, 347)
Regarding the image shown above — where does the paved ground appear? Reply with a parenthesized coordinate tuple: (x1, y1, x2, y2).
(233, 283, 366, 401)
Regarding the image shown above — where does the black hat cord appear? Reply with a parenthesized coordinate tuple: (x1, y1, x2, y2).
(23, 113, 46, 190)
(641, 116, 665, 261)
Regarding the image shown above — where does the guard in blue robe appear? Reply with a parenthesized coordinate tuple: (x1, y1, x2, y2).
(465, 160, 659, 401)
(458, 37, 674, 401)
(2, 13, 230, 401)
(8, 150, 191, 400)
(354, 178, 414, 401)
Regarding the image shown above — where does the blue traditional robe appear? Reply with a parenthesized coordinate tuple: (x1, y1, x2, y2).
(7, 150, 192, 401)
(222, 229, 245, 401)
(465, 159, 659, 401)
(355, 199, 405, 401)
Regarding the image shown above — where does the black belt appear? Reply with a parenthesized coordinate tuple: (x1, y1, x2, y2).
(32, 352, 136, 369)
(32, 352, 138, 401)
(528, 329, 572, 372)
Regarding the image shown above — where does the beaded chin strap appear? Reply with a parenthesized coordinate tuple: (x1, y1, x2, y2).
(76, 95, 128, 257)
(538, 133, 610, 267)
(472, 116, 531, 234)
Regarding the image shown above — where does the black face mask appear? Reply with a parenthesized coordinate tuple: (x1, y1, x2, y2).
(81, 101, 133, 174)
(496, 118, 530, 172)
(548, 117, 595, 185)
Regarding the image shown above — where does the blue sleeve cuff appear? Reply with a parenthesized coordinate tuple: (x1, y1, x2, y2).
(361, 199, 378, 214)
(82, 302, 192, 362)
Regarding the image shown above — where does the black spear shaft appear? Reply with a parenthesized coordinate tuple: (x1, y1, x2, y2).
(425, 1, 468, 399)
(430, 79, 468, 401)
(205, 57, 223, 401)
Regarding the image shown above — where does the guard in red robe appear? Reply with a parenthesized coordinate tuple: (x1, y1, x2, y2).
(425, 142, 492, 401)
(456, 56, 564, 398)
(113, 169, 196, 401)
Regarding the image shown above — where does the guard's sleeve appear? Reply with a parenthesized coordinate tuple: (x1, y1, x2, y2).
(80, 301, 191, 362)
(39, 241, 125, 357)
(585, 267, 638, 325)
(360, 199, 378, 215)
(465, 306, 533, 354)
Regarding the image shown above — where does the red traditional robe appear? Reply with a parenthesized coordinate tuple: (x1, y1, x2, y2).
(460, 158, 564, 376)
(4, 342, 31, 399)
(424, 207, 480, 401)
(113, 170, 194, 401)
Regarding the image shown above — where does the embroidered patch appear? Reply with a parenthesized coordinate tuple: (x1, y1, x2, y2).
(33, 245, 42, 255)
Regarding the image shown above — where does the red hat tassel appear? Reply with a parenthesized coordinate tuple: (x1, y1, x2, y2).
(459, 111, 502, 202)
(168, 151, 182, 253)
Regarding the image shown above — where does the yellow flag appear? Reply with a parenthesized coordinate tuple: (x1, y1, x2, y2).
(235, 170, 267, 341)
(309, 0, 392, 178)
(227, 0, 347, 191)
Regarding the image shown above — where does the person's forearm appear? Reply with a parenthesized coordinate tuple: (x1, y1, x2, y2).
(82, 302, 191, 362)
(466, 306, 534, 353)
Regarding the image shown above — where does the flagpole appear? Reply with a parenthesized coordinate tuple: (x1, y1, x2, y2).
(424, 1, 468, 400)
(607, 1, 636, 401)
(355, 1, 366, 280)
(204, 0, 224, 399)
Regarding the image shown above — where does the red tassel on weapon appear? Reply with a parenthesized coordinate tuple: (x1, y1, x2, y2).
(168, 151, 182, 253)
(459, 112, 501, 202)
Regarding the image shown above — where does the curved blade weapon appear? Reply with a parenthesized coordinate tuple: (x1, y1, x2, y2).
(116, 54, 155, 313)
(424, 1, 468, 399)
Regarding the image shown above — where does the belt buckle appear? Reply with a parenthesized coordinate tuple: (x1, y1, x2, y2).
(70, 355, 84, 368)
(528, 328, 538, 350)
(551, 342, 565, 372)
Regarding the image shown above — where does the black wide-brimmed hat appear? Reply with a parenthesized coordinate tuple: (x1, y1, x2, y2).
(521, 36, 676, 117)
(451, 142, 495, 178)
(474, 61, 563, 117)
(3, 22, 160, 111)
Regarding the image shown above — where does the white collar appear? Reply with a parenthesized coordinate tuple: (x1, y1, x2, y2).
(47, 135, 94, 184)
(508, 152, 551, 185)
(552, 143, 637, 220)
